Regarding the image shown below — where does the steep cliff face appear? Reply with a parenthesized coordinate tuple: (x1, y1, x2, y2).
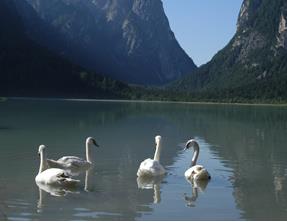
(232, 0, 287, 63)
(0, 0, 131, 98)
(276, 9, 287, 49)
(173, 0, 287, 100)
(16, 0, 196, 85)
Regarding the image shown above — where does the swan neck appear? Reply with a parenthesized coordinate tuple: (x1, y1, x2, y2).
(38, 150, 47, 174)
(191, 142, 200, 167)
(86, 141, 93, 163)
(153, 140, 162, 162)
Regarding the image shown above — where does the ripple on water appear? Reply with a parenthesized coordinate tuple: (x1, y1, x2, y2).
(74, 209, 122, 219)
(8, 217, 30, 221)
(6, 199, 30, 209)
(5, 200, 32, 221)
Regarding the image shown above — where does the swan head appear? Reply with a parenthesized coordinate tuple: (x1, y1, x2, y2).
(155, 135, 161, 145)
(38, 144, 46, 155)
(184, 139, 198, 151)
(86, 137, 99, 147)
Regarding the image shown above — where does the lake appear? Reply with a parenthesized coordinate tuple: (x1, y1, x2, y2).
(0, 98, 287, 220)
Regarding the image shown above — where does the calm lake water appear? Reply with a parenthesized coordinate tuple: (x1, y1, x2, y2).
(0, 98, 287, 220)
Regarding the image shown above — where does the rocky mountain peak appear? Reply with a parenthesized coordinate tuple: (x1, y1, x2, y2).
(15, 0, 196, 85)
(236, 0, 261, 31)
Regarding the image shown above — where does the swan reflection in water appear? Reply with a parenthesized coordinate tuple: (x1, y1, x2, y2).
(36, 167, 96, 213)
(137, 175, 164, 204)
(0, 201, 7, 220)
(84, 167, 95, 192)
(36, 182, 80, 213)
(183, 179, 209, 207)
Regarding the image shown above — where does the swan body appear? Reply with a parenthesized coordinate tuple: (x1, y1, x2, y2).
(35, 145, 80, 187)
(184, 139, 211, 181)
(47, 156, 91, 170)
(184, 165, 210, 181)
(47, 137, 99, 171)
(137, 158, 165, 177)
(35, 168, 79, 186)
(137, 135, 166, 177)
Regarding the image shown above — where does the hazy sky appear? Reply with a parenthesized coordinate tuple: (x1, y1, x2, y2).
(162, 0, 243, 66)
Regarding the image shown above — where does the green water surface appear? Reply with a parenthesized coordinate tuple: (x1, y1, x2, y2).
(0, 98, 286, 220)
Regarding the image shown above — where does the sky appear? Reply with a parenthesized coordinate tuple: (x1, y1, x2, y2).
(162, 0, 243, 66)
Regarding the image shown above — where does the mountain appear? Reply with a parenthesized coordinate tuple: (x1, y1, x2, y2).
(14, 0, 197, 86)
(0, 0, 132, 98)
(172, 0, 287, 102)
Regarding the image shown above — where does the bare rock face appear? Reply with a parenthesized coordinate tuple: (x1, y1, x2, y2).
(14, 0, 197, 85)
(276, 12, 287, 49)
(232, 0, 270, 64)
(231, 30, 266, 64)
(235, 0, 287, 53)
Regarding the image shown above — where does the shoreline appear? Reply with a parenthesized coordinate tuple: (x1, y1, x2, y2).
(4, 96, 287, 107)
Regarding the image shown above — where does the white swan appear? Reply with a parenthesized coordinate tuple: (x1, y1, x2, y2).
(184, 139, 211, 181)
(35, 145, 80, 187)
(47, 137, 99, 172)
(137, 135, 166, 177)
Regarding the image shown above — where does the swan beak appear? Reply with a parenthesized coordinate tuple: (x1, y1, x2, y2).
(93, 139, 99, 147)
(183, 143, 190, 151)
(184, 144, 189, 151)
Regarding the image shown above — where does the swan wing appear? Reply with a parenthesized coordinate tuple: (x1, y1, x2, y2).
(57, 156, 82, 163)
(48, 168, 80, 186)
(194, 168, 210, 181)
(55, 173, 80, 187)
(185, 165, 210, 181)
(56, 156, 89, 168)
(47, 159, 66, 169)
